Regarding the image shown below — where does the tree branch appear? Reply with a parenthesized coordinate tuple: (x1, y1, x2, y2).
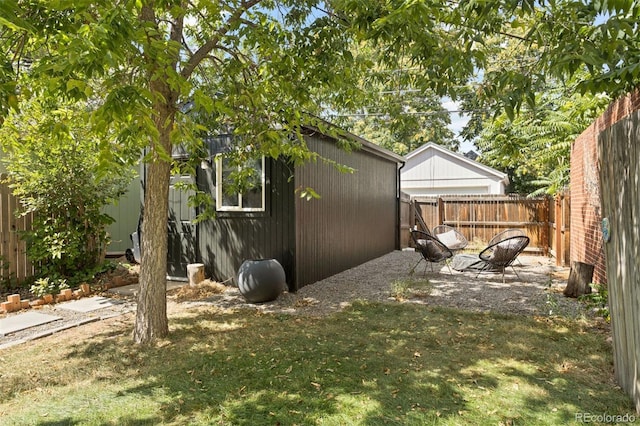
(180, 0, 263, 79)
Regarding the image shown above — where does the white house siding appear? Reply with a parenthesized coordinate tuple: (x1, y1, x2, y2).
(400, 143, 507, 197)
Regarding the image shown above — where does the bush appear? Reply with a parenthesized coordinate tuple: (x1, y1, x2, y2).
(0, 98, 135, 282)
(579, 283, 610, 322)
(29, 277, 69, 298)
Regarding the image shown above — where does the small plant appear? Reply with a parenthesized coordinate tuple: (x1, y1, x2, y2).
(391, 278, 432, 301)
(1, 98, 133, 283)
(391, 279, 411, 300)
(0, 255, 14, 292)
(579, 283, 610, 322)
(30, 277, 69, 298)
(544, 292, 560, 316)
(67, 260, 118, 288)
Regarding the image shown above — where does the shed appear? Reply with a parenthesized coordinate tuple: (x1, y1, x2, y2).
(155, 124, 404, 291)
(401, 142, 508, 196)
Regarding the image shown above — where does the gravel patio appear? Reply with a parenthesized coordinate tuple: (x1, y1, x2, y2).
(0, 249, 592, 349)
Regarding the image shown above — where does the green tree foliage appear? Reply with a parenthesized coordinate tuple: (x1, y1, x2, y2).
(455, 15, 616, 196)
(343, 105, 456, 156)
(327, 47, 457, 155)
(332, 85, 456, 155)
(475, 85, 610, 195)
(0, 98, 133, 282)
(474, 1, 640, 116)
(335, 0, 640, 113)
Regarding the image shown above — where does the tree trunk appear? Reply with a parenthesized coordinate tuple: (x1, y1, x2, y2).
(133, 99, 174, 344)
(132, 6, 185, 344)
(133, 155, 171, 343)
(563, 261, 594, 298)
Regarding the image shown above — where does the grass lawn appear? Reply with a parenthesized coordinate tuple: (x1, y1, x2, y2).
(0, 300, 634, 425)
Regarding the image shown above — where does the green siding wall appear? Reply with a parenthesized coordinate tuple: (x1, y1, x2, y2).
(104, 175, 142, 254)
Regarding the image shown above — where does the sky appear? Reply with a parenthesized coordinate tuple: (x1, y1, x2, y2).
(441, 97, 474, 153)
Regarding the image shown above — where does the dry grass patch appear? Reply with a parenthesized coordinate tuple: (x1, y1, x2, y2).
(391, 277, 433, 301)
(167, 279, 226, 302)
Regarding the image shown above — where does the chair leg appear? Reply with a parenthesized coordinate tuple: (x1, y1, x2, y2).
(409, 258, 423, 275)
(475, 263, 489, 278)
(510, 265, 521, 280)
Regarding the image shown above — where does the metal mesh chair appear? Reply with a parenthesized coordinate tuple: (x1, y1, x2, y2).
(432, 225, 468, 252)
(410, 230, 453, 275)
(488, 229, 526, 265)
(488, 228, 526, 246)
(476, 235, 530, 282)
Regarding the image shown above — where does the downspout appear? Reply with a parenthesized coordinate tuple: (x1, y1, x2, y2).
(396, 160, 406, 250)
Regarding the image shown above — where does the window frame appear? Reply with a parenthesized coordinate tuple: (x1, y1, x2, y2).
(215, 154, 266, 212)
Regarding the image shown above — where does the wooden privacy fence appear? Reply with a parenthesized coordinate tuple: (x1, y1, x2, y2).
(599, 109, 640, 413)
(401, 193, 570, 266)
(0, 177, 34, 284)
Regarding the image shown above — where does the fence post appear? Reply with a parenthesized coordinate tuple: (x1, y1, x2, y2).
(409, 200, 415, 230)
(437, 197, 445, 226)
(554, 195, 563, 266)
(542, 196, 550, 257)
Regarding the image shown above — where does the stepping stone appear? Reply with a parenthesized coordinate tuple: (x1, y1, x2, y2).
(0, 312, 62, 336)
(57, 296, 123, 313)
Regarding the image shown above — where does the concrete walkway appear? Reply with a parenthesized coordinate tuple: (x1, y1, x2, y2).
(0, 281, 186, 350)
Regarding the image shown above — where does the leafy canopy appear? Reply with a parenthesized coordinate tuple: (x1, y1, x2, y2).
(475, 82, 611, 195)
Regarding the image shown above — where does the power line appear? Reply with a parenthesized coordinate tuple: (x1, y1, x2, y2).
(325, 109, 486, 118)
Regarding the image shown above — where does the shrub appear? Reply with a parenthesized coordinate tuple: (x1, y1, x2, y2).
(0, 98, 135, 282)
(579, 283, 610, 322)
(30, 277, 69, 298)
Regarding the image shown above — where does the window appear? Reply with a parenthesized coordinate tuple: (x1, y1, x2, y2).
(215, 155, 265, 212)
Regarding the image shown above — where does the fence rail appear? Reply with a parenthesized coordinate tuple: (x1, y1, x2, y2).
(401, 193, 570, 266)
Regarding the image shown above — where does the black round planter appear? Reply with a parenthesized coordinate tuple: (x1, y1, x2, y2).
(237, 259, 286, 303)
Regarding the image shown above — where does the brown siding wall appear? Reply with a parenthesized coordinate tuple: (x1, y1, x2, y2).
(295, 133, 398, 288)
(570, 90, 640, 285)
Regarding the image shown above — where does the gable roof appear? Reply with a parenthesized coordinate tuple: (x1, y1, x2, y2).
(405, 142, 508, 182)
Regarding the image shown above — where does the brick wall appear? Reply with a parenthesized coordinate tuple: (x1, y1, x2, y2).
(570, 90, 640, 285)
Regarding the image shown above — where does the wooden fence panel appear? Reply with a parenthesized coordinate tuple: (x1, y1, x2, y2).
(0, 177, 33, 284)
(411, 197, 438, 231)
(548, 193, 571, 266)
(399, 192, 411, 249)
(598, 111, 640, 413)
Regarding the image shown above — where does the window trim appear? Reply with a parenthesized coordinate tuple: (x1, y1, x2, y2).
(215, 154, 266, 212)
